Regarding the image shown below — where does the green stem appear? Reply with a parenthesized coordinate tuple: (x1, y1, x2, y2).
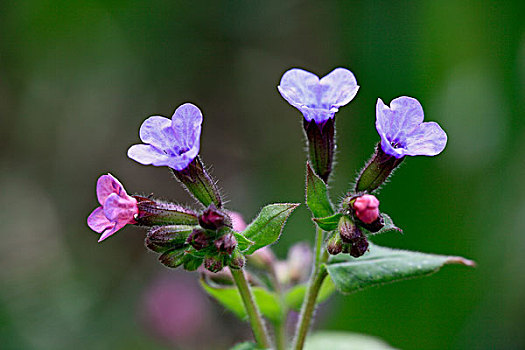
(269, 265, 288, 350)
(275, 320, 287, 350)
(292, 227, 329, 350)
(230, 268, 272, 349)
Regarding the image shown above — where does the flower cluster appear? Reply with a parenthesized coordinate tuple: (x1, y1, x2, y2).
(87, 67, 448, 262)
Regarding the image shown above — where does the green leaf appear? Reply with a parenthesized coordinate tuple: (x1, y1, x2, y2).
(304, 331, 397, 350)
(229, 342, 264, 350)
(200, 279, 282, 324)
(242, 203, 300, 255)
(306, 162, 334, 218)
(312, 213, 342, 231)
(233, 231, 255, 251)
(285, 278, 336, 311)
(326, 244, 475, 294)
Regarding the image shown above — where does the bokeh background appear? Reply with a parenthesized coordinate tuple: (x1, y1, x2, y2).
(1, 0, 524, 349)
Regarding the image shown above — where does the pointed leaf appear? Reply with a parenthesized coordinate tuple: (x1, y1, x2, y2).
(306, 162, 334, 218)
(305, 331, 397, 350)
(313, 213, 342, 231)
(200, 279, 282, 324)
(326, 244, 475, 294)
(233, 231, 255, 251)
(285, 278, 336, 311)
(242, 203, 300, 255)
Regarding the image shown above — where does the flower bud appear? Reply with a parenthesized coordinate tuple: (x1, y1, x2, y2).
(355, 144, 404, 193)
(204, 256, 224, 273)
(214, 233, 237, 255)
(134, 196, 199, 226)
(145, 225, 193, 253)
(359, 214, 385, 233)
(159, 249, 185, 268)
(187, 228, 211, 250)
(349, 236, 369, 258)
(338, 215, 360, 243)
(229, 249, 245, 269)
(327, 233, 343, 255)
(352, 194, 380, 224)
(199, 203, 230, 230)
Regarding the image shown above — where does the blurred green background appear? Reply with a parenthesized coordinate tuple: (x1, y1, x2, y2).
(1, 0, 524, 349)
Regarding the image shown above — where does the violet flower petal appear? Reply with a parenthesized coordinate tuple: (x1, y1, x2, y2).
(319, 68, 359, 108)
(278, 69, 320, 110)
(403, 122, 447, 156)
(278, 67, 359, 124)
(87, 206, 115, 233)
(128, 144, 172, 167)
(376, 96, 447, 158)
(171, 103, 202, 154)
(139, 116, 178, 151)
(128, 103, 202, 171)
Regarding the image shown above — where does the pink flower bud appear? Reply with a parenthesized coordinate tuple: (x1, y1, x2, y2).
(352, 194, 380, 224)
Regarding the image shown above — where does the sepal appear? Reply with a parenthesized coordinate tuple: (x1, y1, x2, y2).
(172, 157, 222, 208)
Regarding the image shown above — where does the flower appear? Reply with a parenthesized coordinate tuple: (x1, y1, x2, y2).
(87, 174, 138, 242)
(278, 67, 359, 124)
(352, 194, 380, 224)
(128, 103, 202, 171)
(375, 96, 447, 159)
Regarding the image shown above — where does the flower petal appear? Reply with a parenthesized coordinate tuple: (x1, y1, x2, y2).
(103, 193, 138, 223)
(404, 122, 447, 156)
(319, 68, 359, 107)
(139, 116, 177, 151)
(87, 206, 115, 233)
(278, 68, 320, 109)
(378, 97, 425, 144)
(171, 103, 202, 156)
(96, 174, 125, 205)
(128, 144, 172, 167)
(167, 148, 199, 171)
(98, 224, 123, 242)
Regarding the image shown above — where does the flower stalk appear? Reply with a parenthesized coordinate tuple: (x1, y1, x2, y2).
(292, 227, 329, 350)
(230, 268, 272, 349)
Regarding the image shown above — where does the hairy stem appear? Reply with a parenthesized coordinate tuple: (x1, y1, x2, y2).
(292, 227, 329, 350)
(230, 268, 272, 348)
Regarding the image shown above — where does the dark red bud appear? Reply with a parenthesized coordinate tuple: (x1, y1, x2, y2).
(199, 203, 230, 230)
(349, 237, 369, 258)
(204, 256, 224, 273)
(338, 216, 360, 243)
(327, 234, 343, 255)
(187, 228, 211, 250)
(229, 249, 245, 269)
(214, 233, 237, 255)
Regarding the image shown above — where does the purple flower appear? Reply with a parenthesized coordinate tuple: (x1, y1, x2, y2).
(87, 174, 138, 242)
(376, 96, 447, 158)
(278, 67, 359, 124)
(128, 103, 202, 171)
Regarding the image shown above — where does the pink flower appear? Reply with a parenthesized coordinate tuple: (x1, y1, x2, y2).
(353, 194, 380, 224)
(87, 174, 138, 242)
(228, 211, 247, 232)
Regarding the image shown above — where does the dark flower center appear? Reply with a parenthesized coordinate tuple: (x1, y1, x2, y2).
(176, 147, 189, 155)
(390, 141, 402, 149)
